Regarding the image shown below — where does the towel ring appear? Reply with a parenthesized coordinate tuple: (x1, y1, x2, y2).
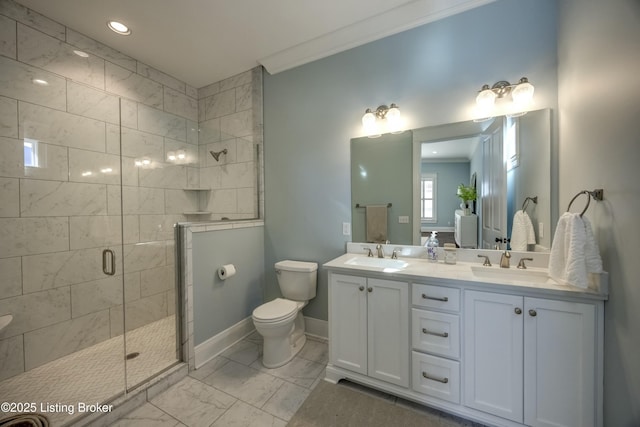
(566, 189, 604, 217)
(521, 196, 538, 212)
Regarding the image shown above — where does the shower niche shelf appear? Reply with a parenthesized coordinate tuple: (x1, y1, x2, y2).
(183, 188, 212, 215)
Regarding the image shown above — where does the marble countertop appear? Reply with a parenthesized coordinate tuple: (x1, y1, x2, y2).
(324, 252, 608, 302)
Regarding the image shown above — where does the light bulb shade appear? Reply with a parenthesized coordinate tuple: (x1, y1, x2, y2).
(167, 151, 176, 161)
(362, 110, 378, 136)
(386, 105, 401, 133)
(476, 88, 497, 110)
(511, 79, 534, 107)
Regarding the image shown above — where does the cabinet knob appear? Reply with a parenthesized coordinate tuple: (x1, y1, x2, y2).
(367, 287, 373, 293)
(529, 309, 537, 317)
(358, 285, 364, 291)
(515, 308, 522, 315)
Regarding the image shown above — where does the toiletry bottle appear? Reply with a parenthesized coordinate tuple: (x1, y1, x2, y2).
(426, 231, 439, 262)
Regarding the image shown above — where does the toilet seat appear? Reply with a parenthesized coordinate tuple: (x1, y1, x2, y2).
(252, 298, 300, 323)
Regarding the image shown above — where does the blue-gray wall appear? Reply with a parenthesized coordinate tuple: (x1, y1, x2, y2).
(263, 0, 558, 321)
(192, 226, 264, 345)
(558, 0, 640, 425)
(421, 162, 470, 229)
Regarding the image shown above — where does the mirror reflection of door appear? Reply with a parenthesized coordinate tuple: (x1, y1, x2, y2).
(481, 117, 506, 249)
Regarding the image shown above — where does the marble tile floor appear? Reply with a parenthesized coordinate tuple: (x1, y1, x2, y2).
(0, 315, 177, 426)
(111, 333, 329, 427)
(111, 333, 480, 427)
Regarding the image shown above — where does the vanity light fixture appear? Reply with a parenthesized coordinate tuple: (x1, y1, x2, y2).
(107, 20, 131, 35)
(32, 78, 49, 86)
(475, 77, 534, 119)
(167, 151, 176, 162)
(73, 50, 89, 58)
(176, 150, 186, 160)
(362, 103, 401, 138)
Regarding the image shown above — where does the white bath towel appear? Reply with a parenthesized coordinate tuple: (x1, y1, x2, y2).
(510, 210, 536, 251)
(549, 212, 603, 289)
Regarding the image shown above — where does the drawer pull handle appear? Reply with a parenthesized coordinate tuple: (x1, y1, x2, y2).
(359, 285, 365, 291)
(367, 287, 373, 293)
(515, 308, 522, 315)
(529, 309, 537, 317)
(421, 294, 448, 302)
(422, 372, 449, 384)
(422, 328, 449, 338)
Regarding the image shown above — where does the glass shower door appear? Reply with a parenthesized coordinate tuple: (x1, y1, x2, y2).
(0, 73, 127, 425)
(120, 101, 182, 390)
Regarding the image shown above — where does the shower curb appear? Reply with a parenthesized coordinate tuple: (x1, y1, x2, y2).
(68, 363, 188, 427)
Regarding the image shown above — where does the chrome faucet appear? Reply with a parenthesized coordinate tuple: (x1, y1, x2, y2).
(477, 254, 491, 266)
(517, 257, 534, 269)
(375, 244, 385, 258)
(500, 250, 511, 268)
(391, 247, 402, 259)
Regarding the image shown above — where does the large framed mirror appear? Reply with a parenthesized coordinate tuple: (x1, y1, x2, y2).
(351, 109, 554, 251)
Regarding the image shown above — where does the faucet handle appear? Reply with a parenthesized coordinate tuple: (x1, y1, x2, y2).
(517, 257, 534, 269)
(363, 247, 374, 257)
(391, 247, 402, 259)
(477, 254, 492, 267)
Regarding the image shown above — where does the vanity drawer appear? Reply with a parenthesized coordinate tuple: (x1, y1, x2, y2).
(412, 284, 460, 312)
(412, 352, 460, 404)
(412, 309, 460, 359)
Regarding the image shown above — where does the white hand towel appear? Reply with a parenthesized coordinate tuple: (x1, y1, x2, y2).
(549, 212, 603, 289)
(510, 210, 536, 251)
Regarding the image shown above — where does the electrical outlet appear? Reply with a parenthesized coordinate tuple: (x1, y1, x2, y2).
(398, 216, 409, 224)
(342, 222, 351, 236)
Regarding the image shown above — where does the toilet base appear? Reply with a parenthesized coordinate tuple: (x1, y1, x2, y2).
(261, 313, 306, 368)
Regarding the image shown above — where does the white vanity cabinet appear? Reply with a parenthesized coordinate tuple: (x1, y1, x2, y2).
(328, 273, 409, 387)
(464, 290, 598, 427)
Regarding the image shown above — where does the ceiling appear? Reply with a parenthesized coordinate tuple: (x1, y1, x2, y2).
(421, 137, 480, 161)
(15, 0, 494, 88)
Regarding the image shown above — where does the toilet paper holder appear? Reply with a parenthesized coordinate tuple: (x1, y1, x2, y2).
(218, 264, 237, 280)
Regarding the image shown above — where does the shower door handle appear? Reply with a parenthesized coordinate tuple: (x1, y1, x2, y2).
(102, 249, 116, 276)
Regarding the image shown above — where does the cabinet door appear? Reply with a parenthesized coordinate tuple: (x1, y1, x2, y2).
(329, 274, 367, 375)
(367, 278, 409, 387)
(464, 290, 524, 422)
(524, 298, 596, 427)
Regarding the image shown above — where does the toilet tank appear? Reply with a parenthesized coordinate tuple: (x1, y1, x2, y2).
(275, 260, 318, 301)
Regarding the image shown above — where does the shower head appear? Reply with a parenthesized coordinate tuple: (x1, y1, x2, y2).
(209, 149, 228, 162)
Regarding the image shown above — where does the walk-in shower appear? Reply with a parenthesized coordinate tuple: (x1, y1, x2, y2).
(0, 2, 263, 424)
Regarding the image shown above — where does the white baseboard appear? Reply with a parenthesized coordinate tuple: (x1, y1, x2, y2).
(304, 316, 328, 340)
(194, 317, 255, 369)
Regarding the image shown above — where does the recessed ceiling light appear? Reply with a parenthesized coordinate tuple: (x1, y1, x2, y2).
(73, 50, 89, 58)
(107, 20, 131, 35)
(432, 151, 438, 154)
(32, 78, 49, 86)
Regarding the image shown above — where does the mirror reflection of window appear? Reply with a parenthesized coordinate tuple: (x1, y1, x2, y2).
(24, 138, 39, 168)
(421, 173, 437, 222)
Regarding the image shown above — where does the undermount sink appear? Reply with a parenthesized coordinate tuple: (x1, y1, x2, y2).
(0, 314, 13, 333)
(345, 256, 409, 271)
(470, 266, 550, 284)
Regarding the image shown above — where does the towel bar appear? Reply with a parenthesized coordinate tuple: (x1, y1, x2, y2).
(355, 203, 392, 208)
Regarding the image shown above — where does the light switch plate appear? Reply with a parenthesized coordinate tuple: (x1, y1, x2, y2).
(398, 216, 409, 224)
(342, 222, 351, 235)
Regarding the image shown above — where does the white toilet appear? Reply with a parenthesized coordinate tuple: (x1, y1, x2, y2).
(252, 260, 318, 368)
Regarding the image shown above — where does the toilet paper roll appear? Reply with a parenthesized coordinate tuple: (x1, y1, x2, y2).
(218, 264, 236, 280)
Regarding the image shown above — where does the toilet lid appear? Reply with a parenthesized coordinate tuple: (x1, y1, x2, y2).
(253, 298, 298, 322)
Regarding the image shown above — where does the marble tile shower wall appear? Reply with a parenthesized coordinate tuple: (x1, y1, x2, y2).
(0, 0, 262, 381)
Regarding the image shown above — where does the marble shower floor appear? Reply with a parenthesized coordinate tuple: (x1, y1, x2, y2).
(0, 315, 177, 426)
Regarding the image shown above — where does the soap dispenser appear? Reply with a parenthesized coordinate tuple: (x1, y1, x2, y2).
(426, 231, 439, 262)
